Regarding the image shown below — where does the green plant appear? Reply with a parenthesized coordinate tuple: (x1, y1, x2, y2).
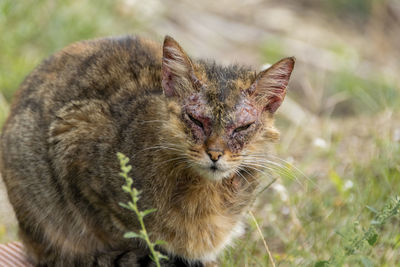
(315, 195, 400, 266)
(117, 152, 168, 267)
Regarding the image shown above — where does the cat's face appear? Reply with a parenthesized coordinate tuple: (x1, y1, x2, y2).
(161, 36, 294, 181)
(181, 91, 263, 181)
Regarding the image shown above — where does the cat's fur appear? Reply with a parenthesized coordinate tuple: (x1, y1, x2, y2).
(0, 35, 295, 266)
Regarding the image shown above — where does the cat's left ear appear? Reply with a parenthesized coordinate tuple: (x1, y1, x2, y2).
(162, 36, 197, 98)
(246, 57, 295, 113)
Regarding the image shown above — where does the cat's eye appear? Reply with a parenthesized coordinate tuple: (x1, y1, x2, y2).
(188, 114, 204, 129)
(234, 122, 254, 133)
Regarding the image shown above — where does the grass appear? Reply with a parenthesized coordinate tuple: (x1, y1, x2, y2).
(318, 195, 400, 266)
(265, 118, 400, 266)
(1, 0, 399, 265)
(221, 136, 400, 266)
(0, 0, 143, 125)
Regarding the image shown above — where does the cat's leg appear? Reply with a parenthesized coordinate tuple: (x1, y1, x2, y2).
(94, 249, 149, 267)
(18, 222, 137, 267)
(20, 222, 204, 267)
(142, 254, 206, 267)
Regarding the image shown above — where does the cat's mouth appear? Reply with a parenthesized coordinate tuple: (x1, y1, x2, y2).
(188, 152, 236, 181)
(194, 163, 234, 181)
(210, 165, 218, 171)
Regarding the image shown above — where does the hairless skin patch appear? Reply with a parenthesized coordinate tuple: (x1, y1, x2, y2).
(182, 93, 212, 142)
(182, 90, 263, 154)
(226, 96, 262, 153)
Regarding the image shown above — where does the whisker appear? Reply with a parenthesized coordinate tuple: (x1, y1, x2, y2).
(151, 156, 189, 169)
(265, 155, 316, 186)
(256, 178, 278, 197)
(141, 145, 183, 153)
(160, 142, 186, 148)
(247, 154, 316, 188)
(243, 160, 303, 186)
(238, 166, 259, 181)
(234, 169, 250, 185)
(138, 120, 165, 124)
(242, 157, 310, 188)
(242, 156, 297, 174)
(240, 164, 273, 177)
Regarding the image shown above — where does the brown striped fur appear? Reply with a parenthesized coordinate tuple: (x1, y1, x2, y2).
(0, 35, 294, 266)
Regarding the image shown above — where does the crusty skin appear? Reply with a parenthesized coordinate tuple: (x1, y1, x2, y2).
(0, 35, 294, 266)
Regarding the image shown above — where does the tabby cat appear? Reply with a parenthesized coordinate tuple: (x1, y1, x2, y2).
(0, 35, 295, 266)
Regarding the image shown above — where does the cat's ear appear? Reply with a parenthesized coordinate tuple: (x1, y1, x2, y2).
(162, 35, 196, 97)
(246, 57, 295, 113)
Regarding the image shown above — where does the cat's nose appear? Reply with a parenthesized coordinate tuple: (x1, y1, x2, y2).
(207, 150, 223, 162)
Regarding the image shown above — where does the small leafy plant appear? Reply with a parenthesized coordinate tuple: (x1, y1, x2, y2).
(117, 152, 168, 267)
(316, 195, 400, 266)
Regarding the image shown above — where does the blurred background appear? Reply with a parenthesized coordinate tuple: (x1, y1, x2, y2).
(0, 0, 399, 265)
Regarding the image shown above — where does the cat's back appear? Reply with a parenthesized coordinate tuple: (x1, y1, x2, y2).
(1, 35, 162, 171)
(8, 35, 162, 123)
(0, 35, 162, 202)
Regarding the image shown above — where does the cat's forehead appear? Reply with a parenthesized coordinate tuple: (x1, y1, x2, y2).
(194, 61, 256, 120)
(183, 61, 258, 128)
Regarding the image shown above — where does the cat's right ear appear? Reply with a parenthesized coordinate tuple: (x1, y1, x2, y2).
(162, 36, 196, 98)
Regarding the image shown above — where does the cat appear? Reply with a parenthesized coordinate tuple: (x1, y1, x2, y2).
(0, 35, 295, 266)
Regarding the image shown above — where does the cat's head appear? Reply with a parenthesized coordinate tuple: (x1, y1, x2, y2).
(161, 36, 295, 181)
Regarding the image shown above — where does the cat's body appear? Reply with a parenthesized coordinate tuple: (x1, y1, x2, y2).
(0, 35, 294, 266)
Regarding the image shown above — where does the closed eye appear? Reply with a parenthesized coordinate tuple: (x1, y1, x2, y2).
(188, 114, 204, 129)
(234, 122, 254, 133)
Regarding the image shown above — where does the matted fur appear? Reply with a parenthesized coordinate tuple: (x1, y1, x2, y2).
(0, 35, 294, 266)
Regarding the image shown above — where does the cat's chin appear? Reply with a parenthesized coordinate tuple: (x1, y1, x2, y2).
(195, 166, 235, 182)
